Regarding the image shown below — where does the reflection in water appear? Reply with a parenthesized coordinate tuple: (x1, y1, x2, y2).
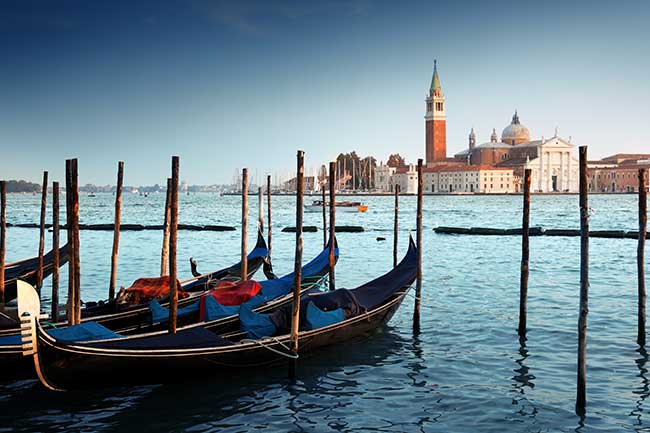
(630, 347, 650, 431)
(512, 338, 537, 419)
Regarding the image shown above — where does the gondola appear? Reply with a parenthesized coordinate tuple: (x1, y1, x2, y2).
(1, 243, 70, 304)
(18, 237, 415, 390)
(0, 230, 269, 337)
(0, 238, 337, 380)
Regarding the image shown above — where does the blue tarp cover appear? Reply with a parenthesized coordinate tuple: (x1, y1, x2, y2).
(48, 321, 124, 342)
(240, 305, 277, 339)
(305, 301, 345, 330)
(0, 334, 22, 346)
(150, 299, 200, 323)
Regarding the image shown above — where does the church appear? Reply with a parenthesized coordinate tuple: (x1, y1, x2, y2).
(452, 111, 580, 193)
(378, 62, 581, 193)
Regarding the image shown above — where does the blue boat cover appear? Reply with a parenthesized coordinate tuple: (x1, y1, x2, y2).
(85, 326, 234, 350)
(305, 301, 345, 330)
(240, 305, 277, 339)
(48, 321, 124, 342)
(203, 295, 239, 321)
(0, 334, 22, 346)
(149, 299, 200, 324)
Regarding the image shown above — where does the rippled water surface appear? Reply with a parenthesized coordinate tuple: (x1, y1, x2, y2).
(1, 192, 648, 432)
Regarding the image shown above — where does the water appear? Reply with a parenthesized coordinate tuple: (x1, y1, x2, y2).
(1, 192, 648, 432)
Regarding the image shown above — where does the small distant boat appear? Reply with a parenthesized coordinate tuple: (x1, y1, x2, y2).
(88, 193, 96, 197)
(305, 200, 368, 213)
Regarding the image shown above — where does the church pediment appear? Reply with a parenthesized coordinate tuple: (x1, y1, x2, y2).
(539, 136, 574, 149)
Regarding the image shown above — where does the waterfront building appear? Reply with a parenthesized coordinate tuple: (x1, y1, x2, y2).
(588, 154, 650, 192)
(374, 162, 396, 192)
(374, 61, 583, 194)
(389, 163, 515, 194)
(454, 114, 580, 193)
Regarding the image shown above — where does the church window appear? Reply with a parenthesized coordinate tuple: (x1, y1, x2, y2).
(427, 102, 432, 112)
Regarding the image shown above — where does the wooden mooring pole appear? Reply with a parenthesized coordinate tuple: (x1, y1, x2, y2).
(393, 184, 399, 268)
(109, 161, 123, 300)
(576, 145, 589, 415)
(160, 178, 171, 276)
(258, 187, 264, 234)
(519, 169, 532, 338)
(413, 159, 423, 331)
(0, 181, 5, 306)
(36, 171, 48, 293)
(65, 160, 75, 325)
(241, 168, 249, 281)
(51, 182, 60, 322)
(290, 150, 305, 377)
(328, 161, 336, 291)
(168, 156, 179, 334)
(267, 175, 272, 259)
(638, 168, 648, 346)
(322, 185, 327, 248)
(72, 159, 81, 324)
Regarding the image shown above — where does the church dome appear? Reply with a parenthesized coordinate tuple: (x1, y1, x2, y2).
(501, 111, 530, 145)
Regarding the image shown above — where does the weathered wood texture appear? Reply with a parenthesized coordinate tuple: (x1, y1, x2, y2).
(638, 168, 648, 346)
(322, 186, 327, 248)
(51, 182, 60, 322)
(241, 168, 249, 281)
(109, 161, 123, 300)
(0, 181, 5, 305)
(328, 161, 336, 291)
(414, 159, 423, 324)
(37, 171, 48, 292)
(393, 184, 399, 268)
(576, 146, 589, 414)
(160, 178, 172, 276)
(258, 187, 264, 233)
(519, 169, 532, 338)
(291, 150, 305, 355)
(267, 175, 272, 258)
(168, 157, 179, 334)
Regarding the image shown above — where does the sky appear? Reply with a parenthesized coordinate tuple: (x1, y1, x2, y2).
(1, 0, 649, 185)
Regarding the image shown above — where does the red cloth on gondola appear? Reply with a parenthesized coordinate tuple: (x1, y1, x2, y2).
(204, 280, 262, 306)
(122, 276, 188, 305)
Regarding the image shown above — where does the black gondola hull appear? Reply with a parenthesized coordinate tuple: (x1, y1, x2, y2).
(34, 293, 406, 389)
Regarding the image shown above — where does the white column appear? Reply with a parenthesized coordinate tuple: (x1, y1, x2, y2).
(557, 152, 565, 192)
(538, 148, 544, 192)
(566, 151, 573, 192)
(545, 151, 551, 192)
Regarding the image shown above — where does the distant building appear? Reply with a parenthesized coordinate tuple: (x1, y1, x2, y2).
(374, 163, 396, 192)
(389, 163, 514, 194)
(283, 176, 317, 192)
(588, 154, 650, 192)
(454, 113, 580, 193)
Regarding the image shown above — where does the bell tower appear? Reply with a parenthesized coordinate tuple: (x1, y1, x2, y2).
(425, 60, 447, 165)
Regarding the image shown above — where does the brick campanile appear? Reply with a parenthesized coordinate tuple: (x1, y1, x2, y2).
(425, 60, 447, 165)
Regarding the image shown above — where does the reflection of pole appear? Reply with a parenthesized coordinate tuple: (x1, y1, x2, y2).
(632, 348, 650, 426)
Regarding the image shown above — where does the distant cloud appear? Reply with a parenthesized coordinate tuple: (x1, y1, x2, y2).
(192, 0, 372, 34)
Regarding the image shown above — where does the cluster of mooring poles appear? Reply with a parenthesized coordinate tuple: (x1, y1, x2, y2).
(516, 146, 648, 416)
(282, 151, 423, 376)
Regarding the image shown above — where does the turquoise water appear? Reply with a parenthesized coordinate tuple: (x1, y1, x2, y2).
(1, 192, 648, 432)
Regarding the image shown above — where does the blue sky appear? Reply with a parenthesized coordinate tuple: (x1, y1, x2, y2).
(1, 0, 649, 185)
